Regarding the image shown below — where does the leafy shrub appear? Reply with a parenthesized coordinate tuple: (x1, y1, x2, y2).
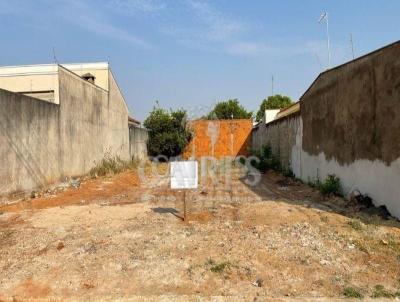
(282, 167, 294, 178)
(318, 174, 342, 196)
(250, 144, 281, 173)
(144, 106, 192, 158)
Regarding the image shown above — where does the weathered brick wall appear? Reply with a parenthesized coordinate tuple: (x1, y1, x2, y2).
(184, 119, 252, 159)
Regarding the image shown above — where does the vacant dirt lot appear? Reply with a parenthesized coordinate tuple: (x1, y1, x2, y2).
(1, 165, 400, 301)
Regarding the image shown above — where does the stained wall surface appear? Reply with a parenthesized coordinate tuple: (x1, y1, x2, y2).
(252, 114, 301, 170)
(251, 41, 400, 218)
(184, 119, 252, 159)
(0, 67, 130, 196)
(129, 126, 148, 161)
(0, 88, 61, 195)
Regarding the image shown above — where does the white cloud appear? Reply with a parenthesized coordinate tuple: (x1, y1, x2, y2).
(55, 0, 153, 49)
(108, 0, 166, 14)
(187, 0, 246, 41)
(161, 0, 270, 56)
(0, 0, 152, 49)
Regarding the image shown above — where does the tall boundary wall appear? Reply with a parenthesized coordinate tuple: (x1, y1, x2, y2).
(252, 113, 302, 171)
(184, 119, 252, 159)
(129, 126, 148, 161)
(252, 41, 400, 218)
(0, 89, 61, 195)
(0, 66, 130, 196)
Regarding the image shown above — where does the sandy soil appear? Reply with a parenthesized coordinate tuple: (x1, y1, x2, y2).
(1, 165, 400, 301)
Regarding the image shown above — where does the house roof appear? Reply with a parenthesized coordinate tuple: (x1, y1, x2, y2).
(128, 116, 141, 126)
(0, 62, 109, 76)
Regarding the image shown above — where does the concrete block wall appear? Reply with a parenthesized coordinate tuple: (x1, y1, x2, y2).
(252, 114, 301, 170)
(0, 67, 130, 196)
(298, 41, 400, 218)
(129, 126, 148, 161)
(251, 41, 400, 218)
(0, 89, 61, 194)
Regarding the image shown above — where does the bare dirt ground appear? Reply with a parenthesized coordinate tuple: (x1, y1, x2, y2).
(1, 164, 400, 301)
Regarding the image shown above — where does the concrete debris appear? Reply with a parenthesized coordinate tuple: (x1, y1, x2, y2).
(362, 205, 392, 219)
(349, 190, 373, 208)
(349, 190, 394, 220)
(319, 259, 330, 266)
(70, 179, 81, 189)
(28, 178, 83, 200)
(252, 278, 263, 287)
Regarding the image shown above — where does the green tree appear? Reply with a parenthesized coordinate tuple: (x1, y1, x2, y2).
(255, 94, 293, 122)
(205, 99, 252, 120)
(144, 106, 192, 158)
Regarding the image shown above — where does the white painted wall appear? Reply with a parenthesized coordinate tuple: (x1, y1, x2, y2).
(264, 109, 280, 124)
(290, 117, 400, 218)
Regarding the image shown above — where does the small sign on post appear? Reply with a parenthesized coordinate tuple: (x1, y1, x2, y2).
(170, 161, 198, 222)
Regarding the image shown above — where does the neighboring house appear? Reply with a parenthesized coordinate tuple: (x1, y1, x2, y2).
(0, 62, 145, 195)
(262, 102, 300, 124)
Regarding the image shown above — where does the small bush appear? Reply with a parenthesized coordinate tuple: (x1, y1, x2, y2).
(250, 144, 281, 173)
(205, 259, 232, 273)
(348, 219, 364, 231)
(320, 216, 329, 223)
(343, 287, 364, 299)
(282, 167, 294, 178)
(318, 174, 342, 196)
(371, 285, 396, 298)
(210, 261, 231, 273)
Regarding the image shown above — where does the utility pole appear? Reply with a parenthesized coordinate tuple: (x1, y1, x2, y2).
(318, 12, 331, 69)
(271, 75, 274, 96)
(350, 33, 355, 60)
(52, 47, 59, 64)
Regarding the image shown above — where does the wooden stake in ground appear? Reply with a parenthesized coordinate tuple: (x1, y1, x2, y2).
(183, 190, 187, 222)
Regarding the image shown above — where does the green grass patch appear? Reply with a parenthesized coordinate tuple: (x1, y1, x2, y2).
(371, 285, 398, 298)
(343, 286, 364, 299)
(348, 219, 364, 231)
(320, 216, 329, 223)
(205, 259, 232, 273)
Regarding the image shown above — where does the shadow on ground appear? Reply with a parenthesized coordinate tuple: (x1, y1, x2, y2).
(241, 170, 400, 229)
(151, 207, 182, 220)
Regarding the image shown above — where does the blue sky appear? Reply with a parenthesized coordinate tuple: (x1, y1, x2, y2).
(1, 0, 399, 120)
